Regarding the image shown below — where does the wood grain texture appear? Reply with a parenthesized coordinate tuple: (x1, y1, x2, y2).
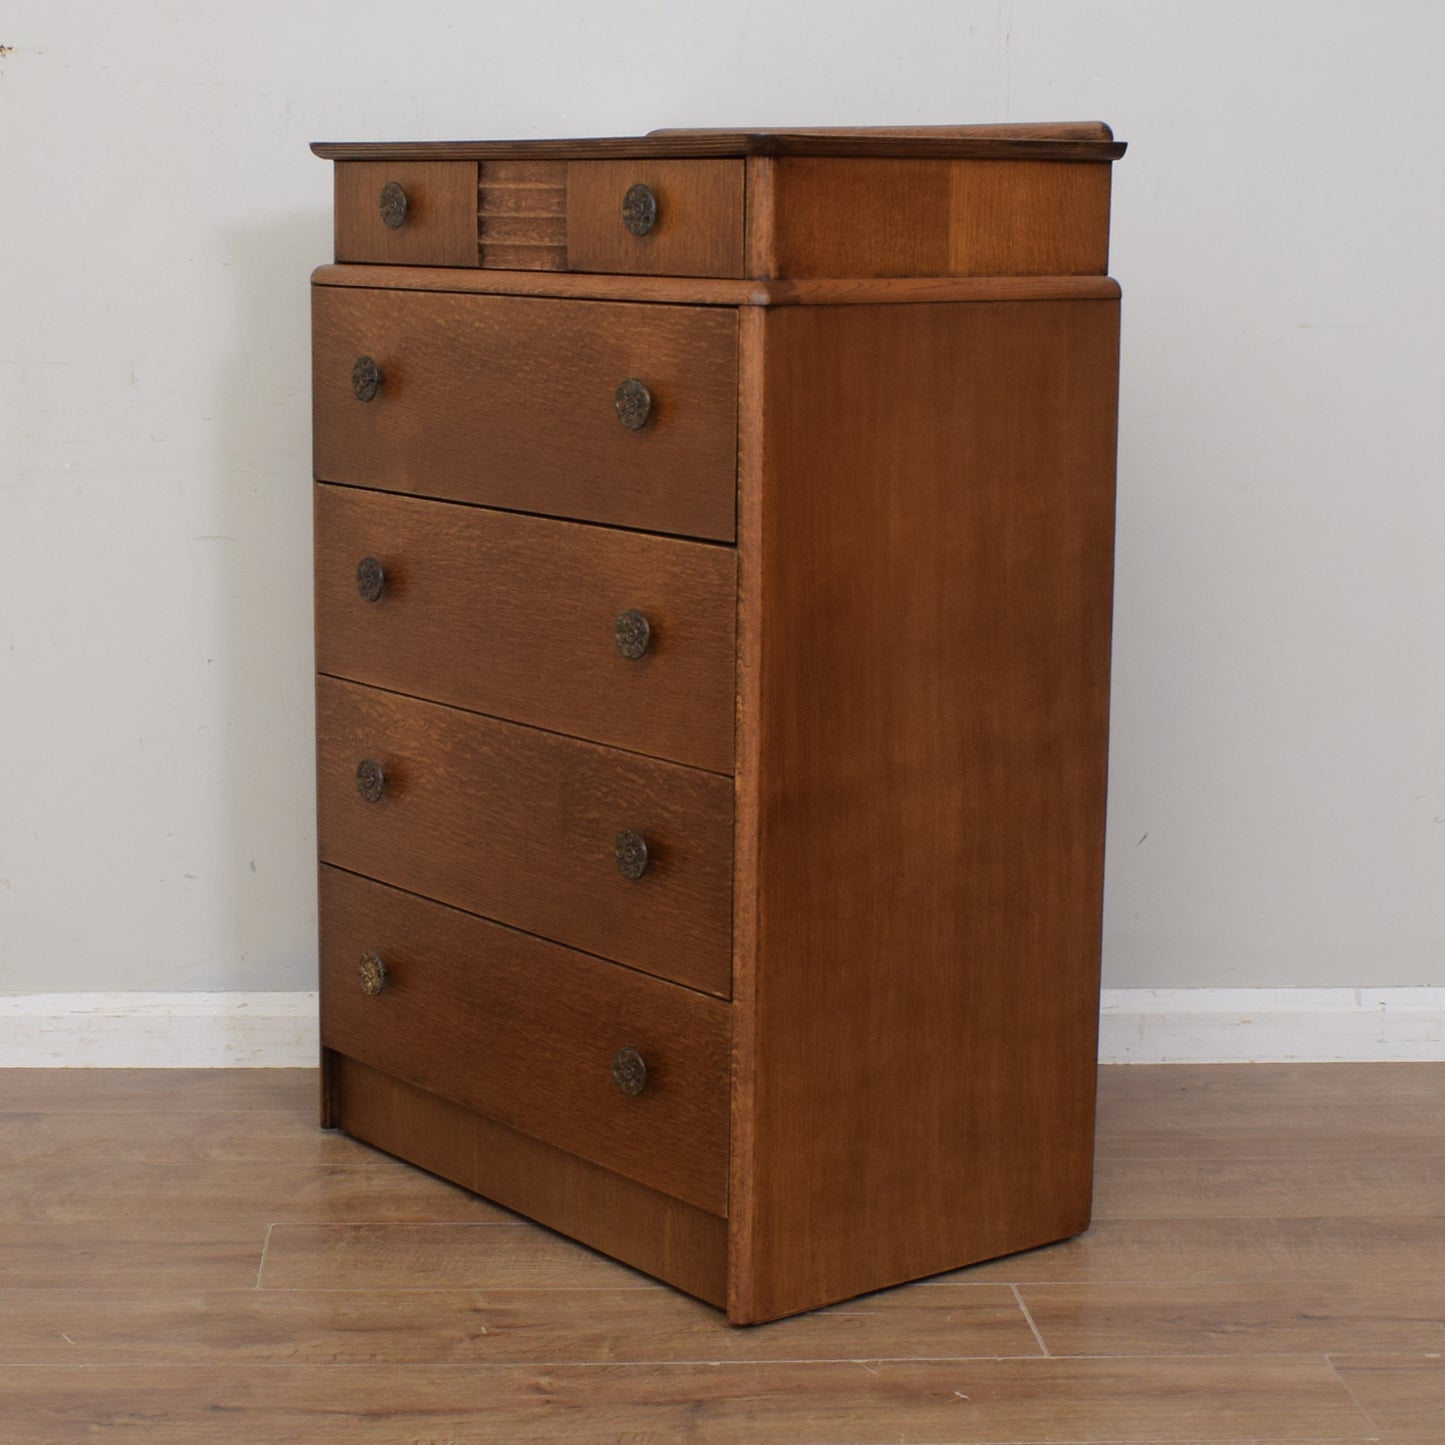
(0, 1283, 1035, 1365)
(0, 1158, 491, 1225)
(312, 129, 1127, 162)
(478, 159, 567, 271)
(1097, 1061, 1445, 1159)
(0, 1110, 366, 1166)
(1094, 1154, 1445, 1218)
(952, 1214, 1445, 1285)
(0, 1356, 1369, 1444)
(0, 1224, 266, 1290)
(947, 159, 1112, 274)
(766, 157, 1112, 277)
(1018, 1279, 1445, 1357)
(333, 160, 478, 267)
(0, 1067, 314, 1112)
(732, 299, 1120, 1322)
(314, 484, 737, 773)
(315, 678, 734, 995)
(319, 868, 731, 1213)
(653, 122, 1118, 142)
(567, 160, 745, 278)
(726, 304, 767, 1322)
(1330, 1355, 1445, 1439)
(312, 261, 1119, 306)
(311, 285, 739, 541)
(327, 1056, 728, 1303)
(260, 1221, 649, 1291)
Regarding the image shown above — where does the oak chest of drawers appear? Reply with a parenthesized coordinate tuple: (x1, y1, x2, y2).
(311, 123, 1125, 1324)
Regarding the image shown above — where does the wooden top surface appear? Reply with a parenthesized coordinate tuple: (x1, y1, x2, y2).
(312, 122, 1125, 164)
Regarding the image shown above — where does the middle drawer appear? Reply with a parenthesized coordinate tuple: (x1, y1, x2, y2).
(317, 676, 734, 997)
(315, 485, 737, 773)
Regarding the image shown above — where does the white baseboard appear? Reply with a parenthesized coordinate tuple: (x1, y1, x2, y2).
(0, 992, 319, 1067)
(1099, 987, 1445, 1064)
(1, 988, 1442, 1067)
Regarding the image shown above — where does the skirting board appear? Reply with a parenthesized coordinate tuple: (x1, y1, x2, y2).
(0, 989, 1442, 1067)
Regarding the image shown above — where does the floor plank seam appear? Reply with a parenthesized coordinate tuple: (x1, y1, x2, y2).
(1323, 1351, 1392, 1439)
(253, 1223, 273, 1290)
(1009, 1283, 1050, 1357)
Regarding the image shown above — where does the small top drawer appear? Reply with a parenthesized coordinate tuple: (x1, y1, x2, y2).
(335, 161, 479, 267)
(566, 160, 745, 278)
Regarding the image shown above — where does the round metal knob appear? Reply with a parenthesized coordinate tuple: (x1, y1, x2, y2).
(352, 356, 383, 403)
(358, 951, 387, 996)
(612, 1046, 648, 1096)
(621, 183, 657, 237)
(379, 181, 409, 229)
(355, 556, 385, 603)
(614, 378, 652, 430)
(355, 758, 386, 803)
(614, 609, 651, 660)
(614, 830, 649, 881)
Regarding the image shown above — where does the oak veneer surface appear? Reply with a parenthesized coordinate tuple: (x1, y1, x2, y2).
(477, 158, 568, 271)
(3, 1063, 1439, 1442)
(318, 867, 731, 1214)
(329, 1055, 729, 1304)
(311, 126, 1126, 162)
(731, 298, 1120, 1323)
(311, 286, 739, 541)
(333, 160, 478, 267)
(315, 677, 735, 996)
(762, 157, 1113, 277)
(567, 159, 747, 277)
(314, 484, 737, 773)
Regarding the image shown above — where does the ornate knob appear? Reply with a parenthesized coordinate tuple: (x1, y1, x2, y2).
(614, 378, 652, 430)
(358, 951, 387, 996)
(379, 181, 409, 229)
(355, 556, 385, 603)
(352, 356, 382, 403)
(355, 758, 386, 803)
(614, 830, 649, 881)
(614, 609, 651, 660)
(621, 183, 657, 237)
(612, 1046, 648, 1096)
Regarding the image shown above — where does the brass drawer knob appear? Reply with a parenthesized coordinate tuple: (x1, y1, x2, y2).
(379, 181, 410, 229)
(612, 1046, 648, 1096)
(358, 950, 387, 996)
(620, 183, 657, 237)
(352, 356, 383, 403)
(355, 757, 386, 803)
(355, 556, 386, 602)
(614, 609, 651, 660)
(614, 378, 652, 430)
(614, 829, 650, 880)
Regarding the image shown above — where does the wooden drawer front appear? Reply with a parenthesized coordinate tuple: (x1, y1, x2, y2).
(312, 286, 738, 541)
(320, 868, 731, 1215)
(315, 486, 736, 774)
(335, 161, 479, 267)
(566, 160, 745, 278)
(317, 677, 733, 996)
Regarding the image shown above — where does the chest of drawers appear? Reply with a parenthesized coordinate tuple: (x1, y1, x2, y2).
(311, 123, 1125, 1324)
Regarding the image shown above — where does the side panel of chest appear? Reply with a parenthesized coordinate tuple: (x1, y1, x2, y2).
(729, 298, 1120, 1322)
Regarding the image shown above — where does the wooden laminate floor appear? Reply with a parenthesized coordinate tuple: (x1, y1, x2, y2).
(0, 1064, 1442, 1442)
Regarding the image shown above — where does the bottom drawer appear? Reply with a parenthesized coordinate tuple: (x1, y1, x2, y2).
(318, 866, 731, 1215)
